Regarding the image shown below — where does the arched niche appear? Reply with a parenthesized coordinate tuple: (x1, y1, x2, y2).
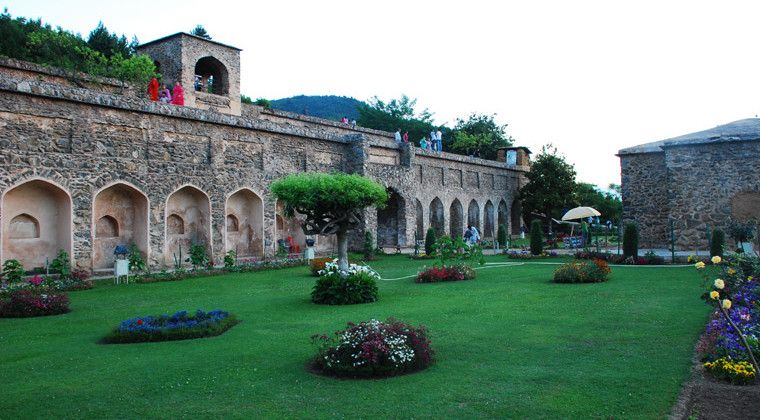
(165, 186, 211, 266)
(167, 214, 185, 234)
(415, 199, 424, 239)
(498, 200, 509, 232)
(468, 199, 480, 230)
(450, 199, 464, 238)
(194, 56, 229, 95)
(429, 197, 444, 237)
(92, 183, 149, 270)
(511, 198, 523, 235)
(484, 200, 495, 239)
(226, 189, 263, 258)
(275, 200, 319, 254)
(377, 188, 406, 247)
(2, 179, 71, 270)
(9, 214, 40, 239)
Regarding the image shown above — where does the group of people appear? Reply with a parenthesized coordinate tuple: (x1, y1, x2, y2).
(463, 225, 481, 246)
(340, 116, 357, 128)
(147, 77, 185, 106)
(393, 128, 443, 153)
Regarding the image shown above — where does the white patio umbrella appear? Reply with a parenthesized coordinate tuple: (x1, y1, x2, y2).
(561, 206, 601, 221)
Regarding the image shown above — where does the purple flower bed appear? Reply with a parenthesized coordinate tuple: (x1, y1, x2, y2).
(700, 279, 760, 362)
(102, 309, 240, 343)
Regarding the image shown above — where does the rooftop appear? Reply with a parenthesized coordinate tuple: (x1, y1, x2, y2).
(137, 32, 243, 51)
(618, 118, 760, 155)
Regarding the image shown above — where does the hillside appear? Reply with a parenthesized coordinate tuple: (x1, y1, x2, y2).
(270, 95, 364, 121)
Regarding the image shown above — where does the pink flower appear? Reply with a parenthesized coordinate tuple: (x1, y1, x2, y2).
(29, 275, 43, 286)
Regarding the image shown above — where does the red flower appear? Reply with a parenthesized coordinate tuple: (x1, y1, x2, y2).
(137, 319, 144, 325)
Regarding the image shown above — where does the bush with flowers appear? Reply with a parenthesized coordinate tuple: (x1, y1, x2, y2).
(0, 288, 70, 317)
(694, 254, 759, 384)
(416, 235, 483, 283)
(310, 318, 434, 378)
(309, 257, 334, 276)
(416, 264, 475, 283)
(102, 309, 239, 343)
(508, 250, 560, 259)
(311, 259, 379, 305)
(553, 259, 610, 283)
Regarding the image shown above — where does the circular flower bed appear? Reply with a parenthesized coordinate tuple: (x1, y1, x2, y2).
(0, 289, 70, 317)
(416, 264, 476, 283)
(310, 318, 434, 378)
(311, 260, 379, 305)
(102, 309, 239, 343)
(553, 259, 610, 283)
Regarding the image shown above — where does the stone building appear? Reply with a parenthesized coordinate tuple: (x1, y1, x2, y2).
(618, 119, 760, 249)
(0, 33, 529, 273)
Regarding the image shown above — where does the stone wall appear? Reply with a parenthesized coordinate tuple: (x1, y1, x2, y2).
(620, 152, 669, 247)
(0, 64, 527, 271)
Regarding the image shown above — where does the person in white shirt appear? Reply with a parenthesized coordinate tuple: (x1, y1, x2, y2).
(394, 129, 402, 144)
(435, 129, 443, 152)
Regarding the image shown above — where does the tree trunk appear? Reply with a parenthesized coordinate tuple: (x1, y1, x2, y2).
(336, 229, 349, 272)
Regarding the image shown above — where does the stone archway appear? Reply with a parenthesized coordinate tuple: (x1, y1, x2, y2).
(2, 179, 72, 270)
(165, 186, 211, 266)
(450, 199, 464, 238)
(377, 188, 406, 247)
(484, 200, 495, 239)
(92, 183, 149, 270)
(415, 199, 424, 239)
(468, 199, 480, 230)
(498, 199, 509, 232)
(429, 197, 445, 236)
(225, 189, 264, 258)
(194, 56, 229, 95)
(511, 198, 523, 234)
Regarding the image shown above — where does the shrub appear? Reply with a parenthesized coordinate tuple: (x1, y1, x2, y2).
(188, 243, 209, 269)
(623, 223, 639, 258)
(309, 257, 334, 276)
(425, 227, 437, 256)
(224, 250, 237, 269)
(310, 318, 434, 378)
(416, 265, 466, 283)
(128, 243, 146, 272)
(553, 259, 610, 283)
(50, 249, 71, 277)
(102, 309, 239, 344)
(62, 270, 93, 291)
(364, 230, 376, 260)
(311, 260, 379, 305)
(703, 357, 756, 385)
(710, 229, 726, 258)
(497, 224, 508, 249)
(2, 259, 25, 283)
(529, 219, 543, 255)
(0, 289, 70, 317)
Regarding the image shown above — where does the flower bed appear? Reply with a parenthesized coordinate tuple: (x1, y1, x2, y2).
(574, 250, 664, 265)
(507, 250, 559, 259)
(309, 257, 334, 276)
(310, 318, 434, 378)
(416, 264, 475, 283)
(134, 258, 307, 284)
(0, 271, 93, 298)
(312, 260, 379, 305)
(102, 309, 239, 343)
(0, 289, 70, 317)
(553, 259, 610, 283)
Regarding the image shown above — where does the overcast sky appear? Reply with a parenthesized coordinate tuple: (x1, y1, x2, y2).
(5, 0, 760, 188)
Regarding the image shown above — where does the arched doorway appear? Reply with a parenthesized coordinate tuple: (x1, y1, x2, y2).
(415, 199, 424, 239)
(226, 189, 264, 258)
(511, 199, 522, 234)
(498, 200, 508, 232)
(468, 199, 480, 230)
(449, 199, 464, 238)
(194, 56, 229, 95)
(483, 200, 495, 238)
(93, 183, 149, 270)
(377, 189, 406, 248)
(429, 197, 444, 236)
(165, 186, 211, 266)
(2, 179, 72, 270)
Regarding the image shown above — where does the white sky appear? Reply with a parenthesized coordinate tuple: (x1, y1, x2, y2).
(5, 0, 760, 188)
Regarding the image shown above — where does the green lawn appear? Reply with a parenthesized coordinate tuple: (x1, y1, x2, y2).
(0, 256, 708, 418)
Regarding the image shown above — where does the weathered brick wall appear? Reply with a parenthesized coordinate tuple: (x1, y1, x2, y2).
(0, 67, 527, 271)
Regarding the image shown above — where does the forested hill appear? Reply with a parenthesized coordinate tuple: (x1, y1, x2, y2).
(270, 95, 364, 121)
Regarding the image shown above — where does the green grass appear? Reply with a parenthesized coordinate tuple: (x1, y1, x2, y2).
(0, 255, 708, 418)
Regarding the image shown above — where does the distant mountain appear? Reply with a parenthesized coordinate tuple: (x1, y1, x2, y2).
(270, 95, 365, 121)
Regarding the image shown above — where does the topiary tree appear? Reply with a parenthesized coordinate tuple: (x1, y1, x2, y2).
(529, 219, 543, 255)
(271, 173, 388, 271)
(363, 230, 375, 260)
(425, 227, 437, 256)
(710, 229, 725, 258)
(497, 223, 508, 249)
(623, 223, 639, 258)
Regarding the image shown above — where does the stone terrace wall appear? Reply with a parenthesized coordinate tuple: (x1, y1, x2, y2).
(0, 66, 527, 271)
(620, 152, 669, 248)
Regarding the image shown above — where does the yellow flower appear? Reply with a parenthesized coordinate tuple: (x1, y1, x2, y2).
(711, 256, 722, 264)
(710, 291, 720, 300)
(727, 268, 736, 275)
(714, 279, 725, 289)
(722, 299, 732, 310)
(695, 261, 706, 269)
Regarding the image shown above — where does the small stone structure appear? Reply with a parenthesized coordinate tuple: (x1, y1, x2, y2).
(618, 119, 760, 249)
(0, 33, 529, 272)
